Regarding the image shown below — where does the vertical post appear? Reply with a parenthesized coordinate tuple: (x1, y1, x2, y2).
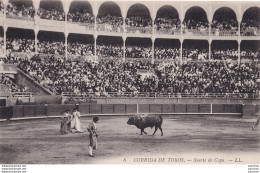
(34, 28, 38, 54)
(123, 36, 126, 62)
(94, 34, 97, 61)
(238, 39, 241, 64)
(180, 39, 183, 64)
(137, 104, 139, 114)
(238, 22, 241, 36)
(45, 104, 48, 118)
(210, 104, 213, 114)
(209, 39, 211, 61)
(3, 25, 7, 56)
(151, 36, 155, 64)
(123, 15, 126, 34)
(65, 31, 68, 60)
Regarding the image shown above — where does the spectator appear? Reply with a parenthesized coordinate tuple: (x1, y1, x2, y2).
(37, 7, 65, 21)
(68, 42, 93, 57)
(154, 17, 181, 34)
(37, 40, 64, 55)
(6, 2, 35, 19)
(155, 47, 180, 60)
(126, 46, 152, 59)
(6, 38, 35, 53)
(97, 14, 123, 32)
(97, 44, 122, 58)
(212, 19, 238, 31)
(67, 11, 94, 24)
(211, 48, 238, 60)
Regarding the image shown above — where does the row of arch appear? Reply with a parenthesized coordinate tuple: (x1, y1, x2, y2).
(2, 0, 260, 22)
(2, 27, 259, 50)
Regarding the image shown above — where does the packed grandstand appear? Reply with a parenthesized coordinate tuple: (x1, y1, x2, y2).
(0, 0, 259, 103)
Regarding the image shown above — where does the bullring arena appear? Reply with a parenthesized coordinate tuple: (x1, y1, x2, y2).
(0, 0, 260, 164)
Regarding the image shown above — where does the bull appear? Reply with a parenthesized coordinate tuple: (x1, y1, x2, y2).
(127, 114, 163, 136)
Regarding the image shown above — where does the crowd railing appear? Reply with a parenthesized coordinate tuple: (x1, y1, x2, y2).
(96, 24, 123, 33)
(183, 28, 209, 36)
(62, 92, 258, 99)
(240, 29, 260, 36)
(67, 21, 94, 31)
(125, 26, 152, 34)
(6, 14, 34, 21)
(211, 29, 239, 36)
(154, 28, 181, 35)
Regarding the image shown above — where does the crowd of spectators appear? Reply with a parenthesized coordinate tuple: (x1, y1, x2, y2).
(37, 8, 65, 21)
(67, 42, 93, 57)
(37, 40, 64, 55)
(0, 73, 23, 92)
(6, 38, 35, 53)
(211, 19, 238, 31)
(241, 19, 260, 36)
(6, 2, 35, 19)
(211, 49, 238, 60)
(156, 61, 259, 97)
(154, 18, 181, 34)
(125, 16, 152, 28)
(4, 54, 258, 98)
(155, 47, 180, 60)
(183, 19, 209, 31)
(125, 46, 152, 59)
(97, 44, 122, 58)
(67, 12, 94, 24)
(241, 49, 260, 60)
(97, 15, 123, 32)
(182, 48, 208, 61)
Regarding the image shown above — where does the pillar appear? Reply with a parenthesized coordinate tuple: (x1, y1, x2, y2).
(180, 5, 184, 35)
(65, 31, 68, 59)
(3, 25, 7, 56)
(151, 36, 155, 64)
(123, 36, 126, 62)
(180, 39, 183, 64)
(238, 39, 241, 64)
(34, 28, 39, 54)
(94, 34, 97, 61)
(209, 39, 212, 60)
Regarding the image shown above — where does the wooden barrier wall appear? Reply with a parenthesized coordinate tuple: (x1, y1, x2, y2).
(0, 103, 246, 120)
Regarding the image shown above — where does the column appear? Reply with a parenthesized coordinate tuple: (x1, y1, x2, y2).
(34, 28, 38, 54)
(65, 31, 68, 60)
(238, 39, 241, 64)
(180, 5, 184, 35)
(123, 17, 126, 34)
(180, 39, 183, 64)
(123, 36, 126, 62)
(238, 22, 241, 36)
(151, 36, 155, 64)
(209, 22, 211, 36)
(94, 14, 97, 33)
(209, 39, 212, 60)
(4, 25, 7, 56)
(94, 34, 97, 61)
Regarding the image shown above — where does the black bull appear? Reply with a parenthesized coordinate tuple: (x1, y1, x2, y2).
(127, 115, 163, 136)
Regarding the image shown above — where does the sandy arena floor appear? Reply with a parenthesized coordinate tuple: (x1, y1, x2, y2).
(0, 115, 259, 164)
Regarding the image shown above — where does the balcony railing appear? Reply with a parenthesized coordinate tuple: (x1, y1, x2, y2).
(154, 28, 181, 35)
(211, 29, 239, 36)
(67, 21, 94, 31)
(62, 92, 258, 99)
(97, 24, 123, 33)
(6, 14, 34, 21)
(125, 26, 152, 34)
(241, 29, 260, 36)
(183, 29, 209, 36)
